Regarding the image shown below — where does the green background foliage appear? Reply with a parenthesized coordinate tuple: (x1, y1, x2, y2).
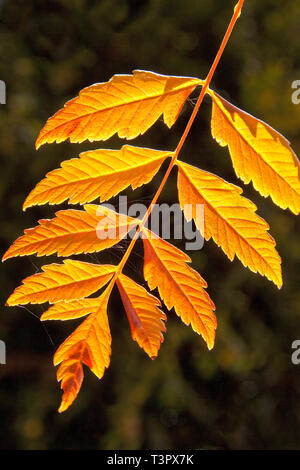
(0, 0, 299, 449)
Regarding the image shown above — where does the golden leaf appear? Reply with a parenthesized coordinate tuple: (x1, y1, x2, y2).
(41, 298, 101, 321)
(23, 145, 172, 209)
(142, 229, 216, 350)
(54, 289, 111, 412)
(209, 90, 300, 214)
(177, 161, 282, 287)
(3, 205, 138, 260)
(35, 70, 200, 149)
(6, 260, 116, 305)
(117, 273, 166, 359)
(56, 359, 84, 414)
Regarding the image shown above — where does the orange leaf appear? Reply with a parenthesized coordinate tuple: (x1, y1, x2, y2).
(116, 273, 166, 359)
(3, 205, 138, 260)
(41, 298, 101, 321)
(209, 90, 300, 214)
(177, 161, 282, 288)
(56, 359, 84, 413)
(23, 145, 172, 209)
(54, 289, 111, 412)
(35, 70, 201, 149)
(6, 260, 116, 305)
(141, 229, 216, 350)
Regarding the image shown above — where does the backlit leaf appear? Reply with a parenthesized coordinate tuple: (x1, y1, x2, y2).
(54, 289, 111, 412)
(23, 145, 172, 209)
(41, 298, 101, 321)
(209, 90, 300, 214)
(116, 273, 166, 359)
(3, 205, 138, 260)
(35, 70, 201, 149)
(6, 260, 116, 305)
(177, 161, 282, 288)
(56, 359, 84, 414)
(142, 229, 216, 350)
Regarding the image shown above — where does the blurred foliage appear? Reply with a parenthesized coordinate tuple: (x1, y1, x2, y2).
(0, 0, 300, 450)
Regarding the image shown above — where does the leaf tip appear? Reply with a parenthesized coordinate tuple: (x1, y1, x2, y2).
(22, 198, 30, 211)
(272, 265, 283, 290)
(205, 329, 216, 351)
(35, 137, 43, 150)
(58, 401, 69, 413)
(5, 293, 13, 306)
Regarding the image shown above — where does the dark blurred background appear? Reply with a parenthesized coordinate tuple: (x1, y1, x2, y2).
(0, 0, 300, 450)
